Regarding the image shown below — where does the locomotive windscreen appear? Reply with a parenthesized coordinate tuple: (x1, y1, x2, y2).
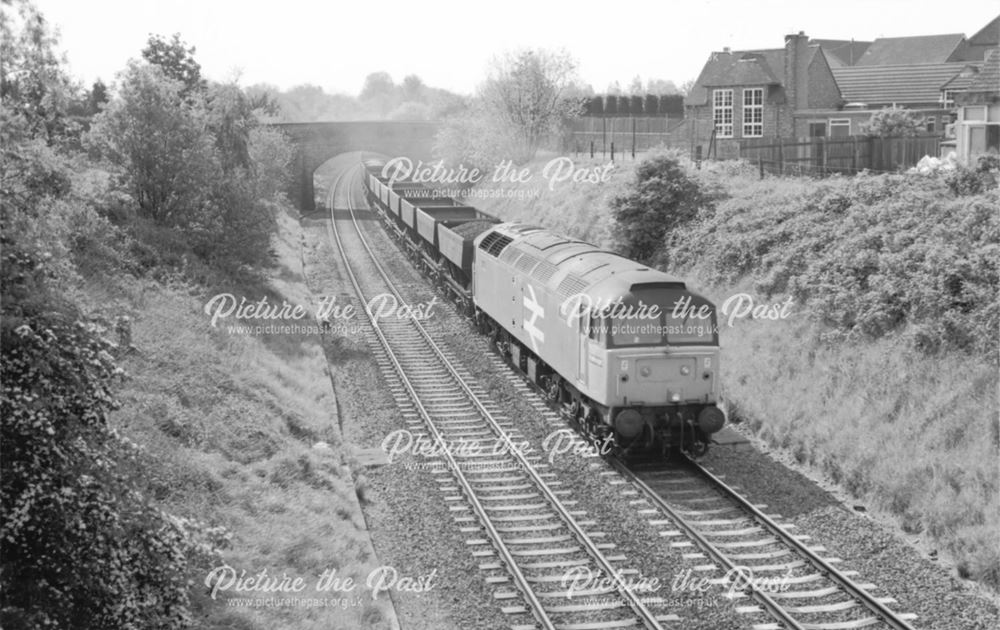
(603, 287, 718, 347)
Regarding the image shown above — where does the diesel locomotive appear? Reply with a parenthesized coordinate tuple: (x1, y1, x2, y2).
(359, 158, 725, 455)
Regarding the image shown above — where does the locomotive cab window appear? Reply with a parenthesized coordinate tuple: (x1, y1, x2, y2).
(588, 313, 606, 343)
(603, 287, 719, 348)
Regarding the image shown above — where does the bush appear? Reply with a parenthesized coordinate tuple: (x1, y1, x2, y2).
(861, 106, 924, 137)
(946, 153, 999, 196)
(0, 248, 224, 629)
(610, 151, 708, 264)
(669, 171, 999, 357)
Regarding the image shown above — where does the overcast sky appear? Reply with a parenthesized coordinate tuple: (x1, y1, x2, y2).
(33, 0, 1000, 96)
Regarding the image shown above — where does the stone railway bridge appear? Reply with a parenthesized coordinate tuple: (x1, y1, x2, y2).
(270, 121, 439, 212)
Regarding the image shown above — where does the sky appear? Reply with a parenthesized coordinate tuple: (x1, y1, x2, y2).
(31, 0, 1000, 97)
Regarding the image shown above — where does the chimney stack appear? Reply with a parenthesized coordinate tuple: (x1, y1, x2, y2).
(783, 32, 809, 136)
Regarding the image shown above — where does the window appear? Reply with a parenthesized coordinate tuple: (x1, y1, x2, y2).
(829, 119, 851, 137)
(713, 89, 733, 138)
(925, 116, 936, 133)
(808, 122, 827, 137)
(742, 88, 763, 137)
(941, 90, 957, 108)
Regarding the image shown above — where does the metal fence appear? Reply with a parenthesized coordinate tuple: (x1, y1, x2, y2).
(568, 116, 676, 159)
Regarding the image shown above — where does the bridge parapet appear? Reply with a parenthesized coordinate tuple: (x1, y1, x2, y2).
(270, 121, 439, 211)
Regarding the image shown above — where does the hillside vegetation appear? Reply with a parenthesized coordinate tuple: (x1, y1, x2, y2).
(1, 6, 386, 627)
(469, 152, 1000, 589)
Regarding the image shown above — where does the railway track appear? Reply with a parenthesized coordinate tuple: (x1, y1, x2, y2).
(607, 453, 920, 630)
(325, 165, 676, 630)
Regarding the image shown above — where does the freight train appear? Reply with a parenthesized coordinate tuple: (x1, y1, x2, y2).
(359, 157, 725, 455)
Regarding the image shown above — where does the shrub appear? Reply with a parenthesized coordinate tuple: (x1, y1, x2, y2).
(0, 249, 224, 629)
(669, 171, 999, 357)
(946, 153, 999, 196)
(610, 151, 707, 264)
(861, 106, 924, 137)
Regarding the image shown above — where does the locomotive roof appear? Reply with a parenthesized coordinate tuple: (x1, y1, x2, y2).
(479, 223, 687, 307)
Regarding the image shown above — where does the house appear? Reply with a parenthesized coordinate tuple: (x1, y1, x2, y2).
(685, 15, 999, 153)
(683, 32, 842, 157)
(953, 47, 1000, 160)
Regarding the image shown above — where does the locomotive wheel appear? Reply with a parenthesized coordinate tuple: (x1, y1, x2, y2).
(544, 377, 561, 402)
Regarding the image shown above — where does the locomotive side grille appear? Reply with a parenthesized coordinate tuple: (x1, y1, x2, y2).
(531, 261, 559, 283)
(514, 253, 540, 273)
(556, 275, 589, 299)
(499, 246, 522, 265)
(479, 232, 514, 257)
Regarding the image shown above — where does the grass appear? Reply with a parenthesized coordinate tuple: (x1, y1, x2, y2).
(468, 152, 1000, 590)
(103, 210, 393, 629)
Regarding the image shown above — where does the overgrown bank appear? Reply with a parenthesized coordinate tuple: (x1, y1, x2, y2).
(1, 7, 389, 626)
(469, 153, 1000, 590)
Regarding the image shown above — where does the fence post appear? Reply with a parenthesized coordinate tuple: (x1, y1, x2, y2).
(695, 145, 702, 169)
(590, 140, 594, 159)
(777, 138, 784, 175)
(632, 117, 636, 159)
(851, 136, 858, 173)
(602, 117, 607, 159)
(759, 155, 764, 179)
(821, 137, 828, 175)
(611, 141, 615, 163)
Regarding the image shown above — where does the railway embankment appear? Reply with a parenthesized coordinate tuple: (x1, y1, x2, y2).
(466, 151, 1000, 596)
(105, 208, 397, 629)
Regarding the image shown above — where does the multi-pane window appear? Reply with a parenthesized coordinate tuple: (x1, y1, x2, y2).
(941, 90, 957, 107)
(830, 119, 851, 137)
(742, 88, 763, 137)
(713, 89, 733, 138)
(925, 116, 936, 133)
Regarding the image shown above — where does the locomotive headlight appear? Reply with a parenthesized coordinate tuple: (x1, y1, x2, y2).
(640, 366, 652, 377)
(680, 365, 691, 376)
(670, 393, 681, 402)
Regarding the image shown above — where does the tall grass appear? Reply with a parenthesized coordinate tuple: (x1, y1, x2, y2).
(108, 211, 390, 629)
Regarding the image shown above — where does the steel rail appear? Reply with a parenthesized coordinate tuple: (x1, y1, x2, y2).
(683, 455, 917, 630)
(326, 167, 559, 630)
(338, 163, 666, 630)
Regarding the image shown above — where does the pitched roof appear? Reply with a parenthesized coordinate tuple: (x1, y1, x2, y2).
(854, 33, 966, 66)
(939, 63, 987, 90)
(968, 15, 999, 47)
(812, 39, 872, 67)
(832, 62, 973, 104)
(966, 48, 999, 95)
(685, 49, 785, 106)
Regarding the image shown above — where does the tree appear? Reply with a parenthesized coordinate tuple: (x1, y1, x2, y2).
(862, 106, 925, 137)
(647, 78, 681, 95)
(141, 33, 204, 96)
(0, 0, 77, 142)
(88, 62, 215, 225)
(87, 79, 108, 114)
(604, 94, 619, 116)
(389, 101, 431, 121)
(630, 95, 643, 116)
(644, 94, 659, 116)
(611, 152, 707, 264)
(359, 71, 397, 117)
(360, 71, 394, 100)
(628, 75, 644, 95)
(480, 48, 582, 160)
(402, 74, 425, 101)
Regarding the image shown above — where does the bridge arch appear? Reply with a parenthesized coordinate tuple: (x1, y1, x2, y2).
(271, 121, 439, 211)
